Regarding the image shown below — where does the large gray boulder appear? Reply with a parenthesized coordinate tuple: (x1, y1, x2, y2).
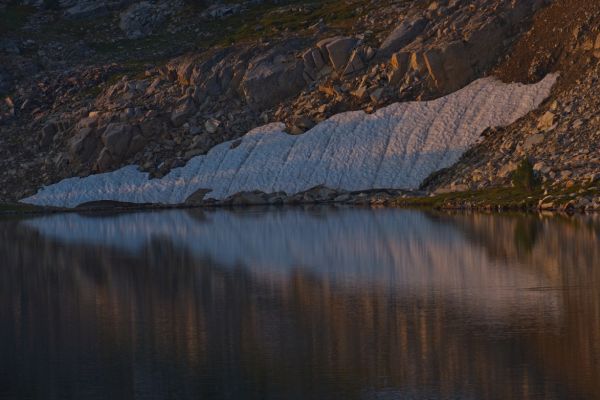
(101, 123, 132, 159)
(423, 41, 474, 93)
(379, 15, 428, 56)
(68, 127, 99, 165)
(240, 44, 306, 109)
(323, 37, 359, 71)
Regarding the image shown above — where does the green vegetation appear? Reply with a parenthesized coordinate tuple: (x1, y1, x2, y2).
(0, 3, 35, 35)
(511, 158, 539, 191)
(393, 178, 600, 211)
(210, 0, 364, 45)
(394, 186, 545, 210)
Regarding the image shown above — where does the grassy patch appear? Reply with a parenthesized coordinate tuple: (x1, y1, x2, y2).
(205, 0, 373, 46)
(393, 186, 545, 210)
(543, 181, 600, 207)
(394, 180, 600, 211)
(0, 4, 35, 35)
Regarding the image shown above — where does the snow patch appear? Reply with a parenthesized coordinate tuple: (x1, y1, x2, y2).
(22, 75, 557, 208)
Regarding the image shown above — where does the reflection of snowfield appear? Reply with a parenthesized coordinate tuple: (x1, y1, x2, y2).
(23, 208, 561, 322)
(22, 75, 557, 208)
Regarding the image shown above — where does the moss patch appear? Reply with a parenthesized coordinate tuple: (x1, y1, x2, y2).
(394, 180, 600, 211)
(0, 4, 35, 35)
(203, 0, 381, 47)
(511, 158, 539, 191)
(393, 187, 546, 210)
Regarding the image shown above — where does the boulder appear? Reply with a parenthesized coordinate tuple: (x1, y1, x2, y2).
(423, 41, 474, 92)
(68, 127, 98, 165)
(316, 37, 339, 57)
(204, 118, 220, 134)
(101, 123, 132, 159)
(228, 191, 268, 206)
(537, 111, 556, 131)
(324, 37, 359, 70)
(309, 47, 326, 70)
(342, 50, 365, 76)
(171, 96, 196, 127)
(127, 134, 147, 156)
(301, 48, 325, 80)
(379, 16, 428, 56)
(240, 44, 306, 108)
(185, 188, 212, 205)
(409, 51, 427, 74)
(387, 51, 410, 85)
(95, 148, 115, 172)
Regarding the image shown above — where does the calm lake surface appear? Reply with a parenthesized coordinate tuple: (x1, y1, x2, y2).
(1, 208, 599, 400)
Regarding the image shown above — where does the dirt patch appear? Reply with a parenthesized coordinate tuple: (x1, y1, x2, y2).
(494, 0, 600, 90)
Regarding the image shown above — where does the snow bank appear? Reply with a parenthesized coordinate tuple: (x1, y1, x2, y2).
(22, 75, 557, 208)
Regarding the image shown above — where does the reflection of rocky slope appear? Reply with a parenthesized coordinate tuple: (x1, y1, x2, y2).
(2, 210, 600, 398)
(444, 212, 600, 398)
(0, 0, 546, 201)
(21, 208, 561, 321)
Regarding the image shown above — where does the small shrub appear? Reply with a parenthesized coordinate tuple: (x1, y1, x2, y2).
(511, 158, 539, 191)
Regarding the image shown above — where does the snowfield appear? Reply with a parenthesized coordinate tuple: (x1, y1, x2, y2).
(22, 75, 557, 208)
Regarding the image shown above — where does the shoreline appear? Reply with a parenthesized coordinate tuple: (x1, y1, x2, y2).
(4, 184, 600, 216)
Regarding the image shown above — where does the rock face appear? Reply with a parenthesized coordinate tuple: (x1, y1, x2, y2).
(101, 123, 133, 160)
(240, 43, 307, 108)
(383, 0, 547, 93)
(21, 75, 556, 207)
(379, 15, 428, 56)
(422, 0, 600, 198)
(322, 37, 359, 70)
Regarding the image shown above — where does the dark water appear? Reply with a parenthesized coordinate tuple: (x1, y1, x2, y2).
(1, 208, 600, 400)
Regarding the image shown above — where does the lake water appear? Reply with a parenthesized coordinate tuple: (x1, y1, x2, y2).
(1, 208, 599, 400)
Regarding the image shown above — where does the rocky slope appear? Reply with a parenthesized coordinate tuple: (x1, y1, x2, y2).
(22, 75, 556, 207)
(422, 0, 600, 211)
(1, 0, 598, 210)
